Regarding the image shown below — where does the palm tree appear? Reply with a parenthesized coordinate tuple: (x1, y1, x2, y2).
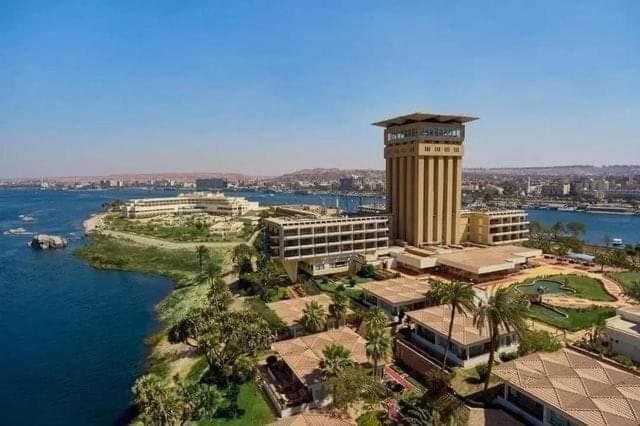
(322, 343, 353, 399)
(431, 281, 476, 369)
(232, 243, 254, 274)
(473, 286, 528, 390)
(365, 328, 392, 379)
(196, 245, 209, 272)
(364, 307, 389, 333)
(586, 320, 608, 357)
(329, 292, 350, 328)
(302, 301, 327, 333)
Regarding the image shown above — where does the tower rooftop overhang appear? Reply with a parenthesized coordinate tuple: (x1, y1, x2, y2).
(372, 112, 479, 128)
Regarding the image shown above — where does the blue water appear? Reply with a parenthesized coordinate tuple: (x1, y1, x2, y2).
(526, 209, 640, 246)
(0, 189, 173, 426)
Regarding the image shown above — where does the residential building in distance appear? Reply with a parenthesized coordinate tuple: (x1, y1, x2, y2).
(606, 306, 640, 363)
(541, 182, 571, 197)
(264, 215, 390, 280)
(195, 177, 228, 190)
(374, 112, 479, 246)
(462, 209, 530, 245)
(121, 192, 259, 218)
(401, 304, 519, 368)
(493, 348, 640, 426)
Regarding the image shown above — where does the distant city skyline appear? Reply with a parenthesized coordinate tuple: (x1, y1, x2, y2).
(2, 1, 639, 179)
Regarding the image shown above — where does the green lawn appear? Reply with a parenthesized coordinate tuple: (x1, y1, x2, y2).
(199, 382, 275, 426)
(518, 274, 615, 301)
(314, 277, 364, 301)
(243, 297, 288, 333)
(450, 367, 502, 397)
(526, 304, 616, 332)
(104, 214, 255, 243)
(609, 271, 640, 289)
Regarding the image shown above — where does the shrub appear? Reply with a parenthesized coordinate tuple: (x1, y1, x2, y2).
(475, 363, 490, 381)
(612, 354, 634, 367)
(518, 329, 563, 355)
(336, 284, 346, 292)
(500, 351, 519, 362)
(359, 264, 375, 278)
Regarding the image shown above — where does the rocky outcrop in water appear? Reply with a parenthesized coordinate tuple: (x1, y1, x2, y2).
(30, 234, 68, 249)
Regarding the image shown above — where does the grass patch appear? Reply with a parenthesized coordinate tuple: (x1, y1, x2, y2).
(518, 274, 615, 301)
(185, 356, 209, 384)
(199, 382, 275, 426)
(243, 298, 288, 333)
(450, 367, 501, 397)
(314, 278, 364, 302)
(609, 271, 640, 290)
(526, 304, 616, 332)
(104, 214, 255, 243)
(357, 410, 385, 426)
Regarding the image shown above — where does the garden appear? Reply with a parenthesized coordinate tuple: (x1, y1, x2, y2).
(516, 274, 615, 302)
(525, 304, 616, 332)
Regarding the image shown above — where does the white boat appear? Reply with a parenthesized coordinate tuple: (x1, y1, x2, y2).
(557, 207, 577, 212)
(612, 238, 623, 247)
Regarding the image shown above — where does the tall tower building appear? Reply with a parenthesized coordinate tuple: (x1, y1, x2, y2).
(373, 112, 478, 246)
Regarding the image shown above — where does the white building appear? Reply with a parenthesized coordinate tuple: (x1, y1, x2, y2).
(121, 192, 259, 218)
(606, 306, 640, 363)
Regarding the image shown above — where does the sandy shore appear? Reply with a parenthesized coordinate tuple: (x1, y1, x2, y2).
(83, 212, 107, 234)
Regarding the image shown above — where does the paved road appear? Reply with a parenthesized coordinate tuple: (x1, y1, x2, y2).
(97, 227, 260, 250)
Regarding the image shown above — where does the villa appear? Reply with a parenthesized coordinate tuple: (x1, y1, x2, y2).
(606, 306, 640, 363)
(360, 277, 433, 317)
(261, 327, 373, 417)
(267, 294, 336, 338)
(402, 305, 519, 368)
(493, 348, 640, 426)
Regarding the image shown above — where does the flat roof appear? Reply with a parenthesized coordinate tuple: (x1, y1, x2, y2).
(436, 245, 542, 275)
(493, 349, 640, 426)
(372, 112, 479, 128)
(269, 414, 353, 426)
(360, 277, 432, 306)
(406, 304, 508, 346)
(272, 327, 370, 386)
(266, 294, 333, 327)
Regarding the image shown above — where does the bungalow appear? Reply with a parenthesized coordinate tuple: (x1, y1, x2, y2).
(404, 305, 519, 368)
(493, 348, 640, 426)
(360, 277, 432, 317)
(267, 294, 335, 338)
(606, 306, 640, 363)
(261, 327, 374, 417)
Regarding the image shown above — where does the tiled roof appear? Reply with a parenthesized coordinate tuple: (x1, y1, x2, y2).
(270, 413, 353, 425)
(272, 327, 370, 386)
(493, 349, 640, 426)
(360, 278, 432, 306)
(267, 294, 333, 327)
(406, 305, 508, 346)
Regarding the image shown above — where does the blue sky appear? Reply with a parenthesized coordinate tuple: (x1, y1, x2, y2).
(1, 1, 639, 178)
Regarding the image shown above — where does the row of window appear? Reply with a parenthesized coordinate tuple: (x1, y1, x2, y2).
(388, 126, 462, 141)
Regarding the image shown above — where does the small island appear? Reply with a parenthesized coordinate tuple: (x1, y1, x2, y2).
(30, 234, 68, 250)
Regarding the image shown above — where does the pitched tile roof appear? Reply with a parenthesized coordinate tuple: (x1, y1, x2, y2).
(406, 304, 509, 346)
(270, 413, 353, 425)
(267, 294, 333, 327)
(360, 277, 432, 306)
(493, 349, 640, 426)
(272, 327, 370, 386)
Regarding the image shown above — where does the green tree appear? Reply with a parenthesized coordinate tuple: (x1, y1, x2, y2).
(550, 221, 565, 240)
(473, 287, 528, 390)
(196, 245, 209, 272)
(133, 374, 182, 425)
(302, 300, 327, 333)
(178, 381, 224, 423)
(594, 251, 610, 272)
(359, 264, 376, 278)
(365, 328, 392, 380)
(329, 291, 350, 328)
(430, 281, 476, 369)
(207, 277, 233, 314)
(566, 221, 586, 238)
(258, 260, 287, 300)
(322, 344, 353, 400)
(331, 366, 384, 411)
(232, 243, 254, 274)
(364, 307, 389, 333)
(518, 329, 562, 356)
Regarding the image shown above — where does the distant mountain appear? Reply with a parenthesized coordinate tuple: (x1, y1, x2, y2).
(464, 165, 640, 177)
(280, 168, 385, 180)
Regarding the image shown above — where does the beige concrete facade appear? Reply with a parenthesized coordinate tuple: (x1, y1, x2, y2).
(264, 215, 390, 280)
(374, 112, 478, 246)
(463, 210, 530, 245)
(121, 192, 259, 218)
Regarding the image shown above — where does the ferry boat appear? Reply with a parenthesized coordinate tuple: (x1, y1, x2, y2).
(585, 204, 636, 215)
(557, 206, 577, 212)
(612, 238, 623, 247)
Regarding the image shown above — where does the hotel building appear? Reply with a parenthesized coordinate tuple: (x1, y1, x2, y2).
(374, 112, 478, 246)
(121, 192, 259, 218)
(461, 210, 530, 246)
(264, 215, 390, 281)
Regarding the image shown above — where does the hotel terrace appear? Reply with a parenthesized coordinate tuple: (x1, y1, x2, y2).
(360, 277, 433, 317)
(402, 304, 519, 368)
(264, 215, 390, 281)
(120, 192, 259, 218)
(262, 327, 373, 418)
(493, 349, 640, 426)
(267, 294, 335, 338)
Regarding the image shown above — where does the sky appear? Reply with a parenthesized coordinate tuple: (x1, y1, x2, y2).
(1, 1, 639, 178)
